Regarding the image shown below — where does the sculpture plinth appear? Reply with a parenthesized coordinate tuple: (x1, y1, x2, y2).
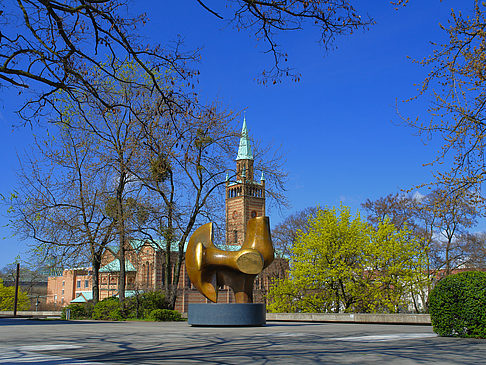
(185, 216, 274, 326)
(188, 303, 266, 326)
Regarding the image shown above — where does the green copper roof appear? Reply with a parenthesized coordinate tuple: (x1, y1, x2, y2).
(100, 259, 136, 273)
(71, 290, 137, 303)
(236, 117, 253, 160)
(71, 291, 93, 303)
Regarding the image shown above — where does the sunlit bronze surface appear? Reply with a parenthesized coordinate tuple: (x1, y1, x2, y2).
(185, 216, 274, 303)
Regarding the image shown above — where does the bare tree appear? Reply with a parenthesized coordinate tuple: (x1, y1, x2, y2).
(53, 60, 155, 303)
(7, 125, 114, 304)
(207, 0, 374, 82)
(0, 0, 197, 124)
(272, 206, 319, 259)
(1, 0, 374, 126)
(403, 1, 486, 201)
(130, 105, 288, 308)
(428, 189, 478, 276)
(459, 232, 486, 269)
(362, 189, 479, 310)
(362, 193, 417, 231)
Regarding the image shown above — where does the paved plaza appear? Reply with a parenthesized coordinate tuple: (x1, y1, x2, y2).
(0, 318, 485, 364)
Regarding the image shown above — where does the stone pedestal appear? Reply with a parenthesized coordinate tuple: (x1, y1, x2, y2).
(188, 303, 266, 326)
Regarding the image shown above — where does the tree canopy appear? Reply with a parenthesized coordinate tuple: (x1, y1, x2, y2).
(0, 279, 30, 311)
(268, 205, 429, 313)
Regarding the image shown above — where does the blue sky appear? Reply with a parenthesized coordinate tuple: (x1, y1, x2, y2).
(0, 1, 473, 267)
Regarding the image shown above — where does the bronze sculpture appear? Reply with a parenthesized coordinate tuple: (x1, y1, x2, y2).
(185, 216, 274, 303)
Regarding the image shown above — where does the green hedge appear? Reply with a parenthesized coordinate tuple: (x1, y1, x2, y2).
(89, 291, 172, 321)
(429, 271, 486, 338)
(148, 309, 183, 321)
(64, 291, 176, 321)
(125, 291, 169, 319)
(61, 303, 93, 320)
(92, 297, 124, 321)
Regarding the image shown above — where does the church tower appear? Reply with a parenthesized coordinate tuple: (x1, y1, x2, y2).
(226, 118, 266, 246)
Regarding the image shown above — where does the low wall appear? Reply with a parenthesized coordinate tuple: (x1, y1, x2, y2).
(1, 311, 431, 325)
(265, 312, 431, 325)
(0, 311, 62, 318)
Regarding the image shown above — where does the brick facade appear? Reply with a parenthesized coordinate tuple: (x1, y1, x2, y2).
(226, 157, 265, 246)
(47, 268, 92, 307)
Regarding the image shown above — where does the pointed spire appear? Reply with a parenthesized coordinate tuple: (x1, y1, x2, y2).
(225, 171, 229, 182)
(236, 116, 253, 160)
(260, 170, 265, 181)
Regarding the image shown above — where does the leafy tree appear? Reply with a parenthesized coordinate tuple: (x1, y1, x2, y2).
(268, 205, 428, 313)
(0, 279, 30, 311)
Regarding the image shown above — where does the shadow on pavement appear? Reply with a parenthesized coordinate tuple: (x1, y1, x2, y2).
(65, 335, 486, 364)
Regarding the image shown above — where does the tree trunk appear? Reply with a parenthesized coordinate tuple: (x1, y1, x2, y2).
(118, 233, 126, 303)
(92, 254, 101, 304)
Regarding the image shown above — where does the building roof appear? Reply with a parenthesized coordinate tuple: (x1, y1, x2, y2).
(236, 117, 253, 160)
(107, 239, 183, 254)
(70, 291, 93, 303)
(70, 290, 137, 303)
(99, 259, 136, 273)
(130, 239, 159, 252)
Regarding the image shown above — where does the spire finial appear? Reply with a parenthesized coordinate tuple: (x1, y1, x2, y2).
(260, 170, 265, 181)
(236, 116, 253, 160)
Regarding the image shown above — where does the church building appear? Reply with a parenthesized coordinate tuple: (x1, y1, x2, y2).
(226, 117, 266, 246)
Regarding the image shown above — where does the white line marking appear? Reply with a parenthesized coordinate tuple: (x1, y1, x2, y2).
(334, 333, 437, 342)
(0, 346, 103, 364)
(19, 344, 83, 351)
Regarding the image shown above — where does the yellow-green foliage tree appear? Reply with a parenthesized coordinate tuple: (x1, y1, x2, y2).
(267, 206, 429, 313)
(0, 279, 30, 311)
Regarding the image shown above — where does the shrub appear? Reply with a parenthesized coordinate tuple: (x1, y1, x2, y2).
(429, 271, 486, 338)
(92, 297, 123, 321)
(61, 302, 93, 320)
(125, 291, 169, 319)
(148, 309, 183, 322)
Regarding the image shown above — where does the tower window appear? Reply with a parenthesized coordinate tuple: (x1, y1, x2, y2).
(251, 210, 257, 218)
(234, 230, 238, 243)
